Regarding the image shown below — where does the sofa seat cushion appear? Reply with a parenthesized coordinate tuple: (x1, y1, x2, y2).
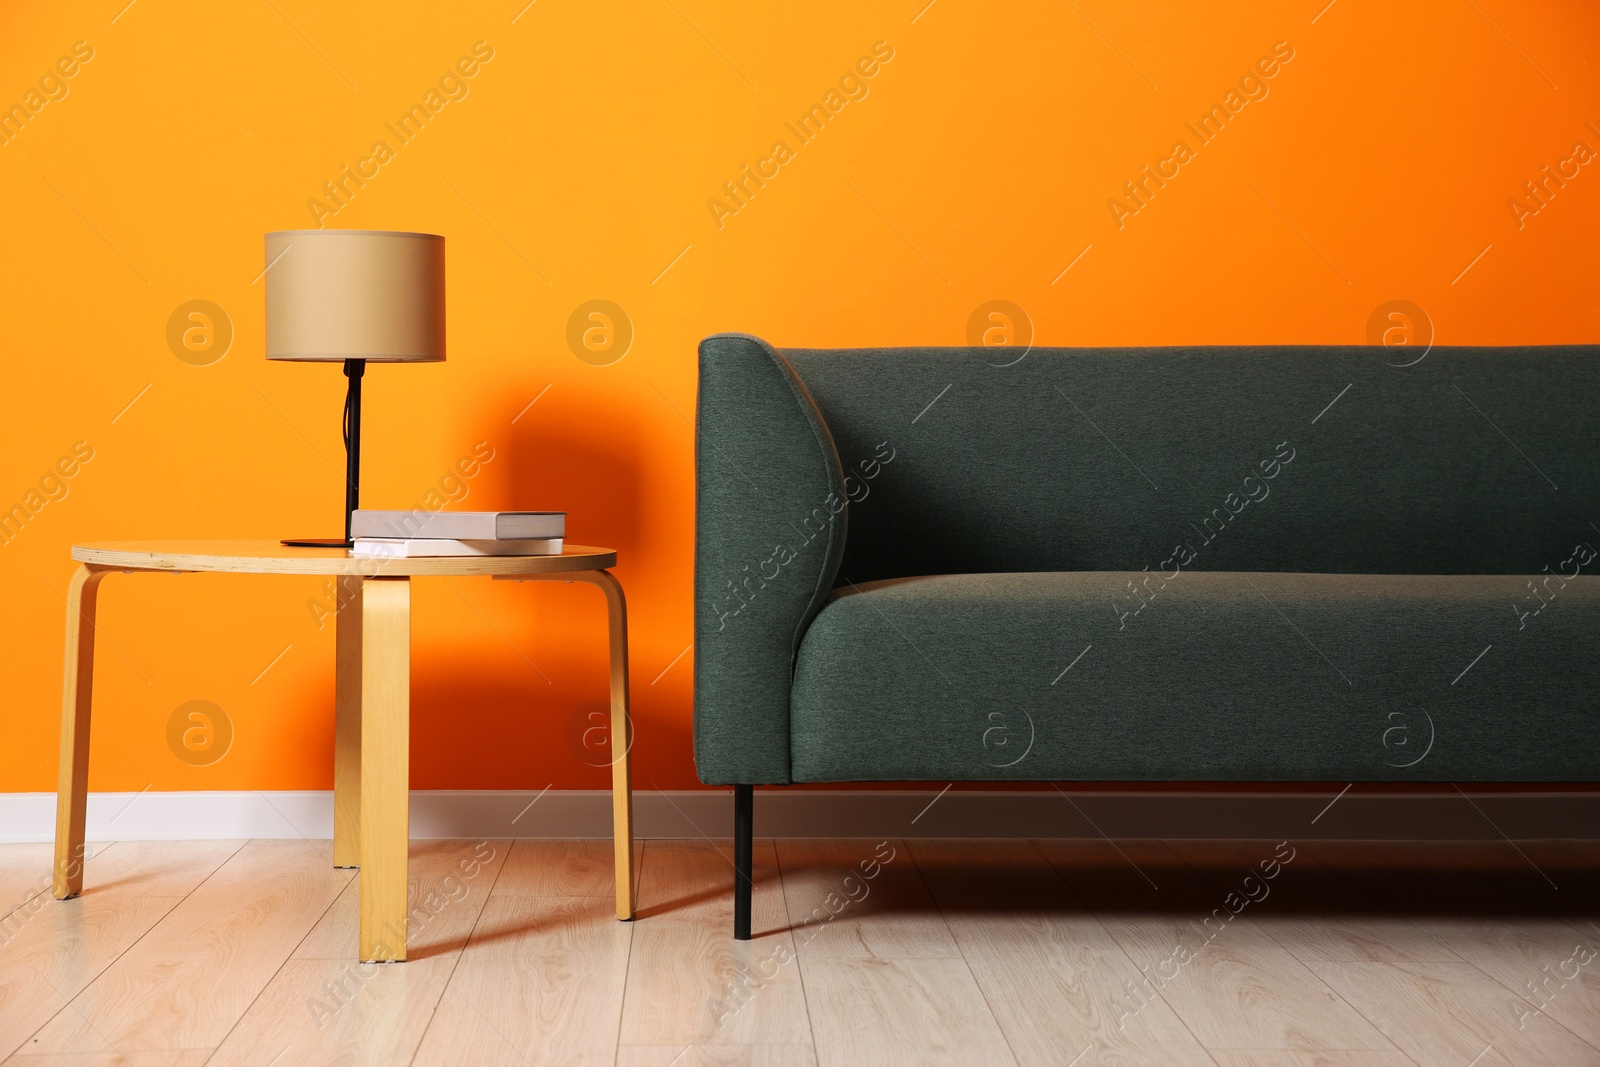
(788, 571, 1600, 783)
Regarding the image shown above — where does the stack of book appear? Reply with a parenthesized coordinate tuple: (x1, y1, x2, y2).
(349, 510, 565, 558)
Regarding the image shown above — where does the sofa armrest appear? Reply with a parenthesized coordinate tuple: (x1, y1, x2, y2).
(694, 333, 848, 785)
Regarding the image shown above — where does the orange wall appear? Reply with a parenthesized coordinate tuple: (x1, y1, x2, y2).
(3, 1, 1598, 795)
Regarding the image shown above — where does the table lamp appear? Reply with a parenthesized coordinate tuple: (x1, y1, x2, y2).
(264, 229, 445, 547)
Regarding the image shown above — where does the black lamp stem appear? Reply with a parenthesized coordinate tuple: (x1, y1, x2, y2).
(281, 358, 366, 549)
(343, 358, 365, 545)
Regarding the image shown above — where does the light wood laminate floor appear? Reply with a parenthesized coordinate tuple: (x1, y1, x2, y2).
(1, 838, 1596, 1065)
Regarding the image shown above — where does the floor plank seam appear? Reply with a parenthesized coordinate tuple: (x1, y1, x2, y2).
(0, 841, 117, 934)
(609, 838, 643, 1067)
(773, 838, 822, 1067)
(407, 837, 517, 1067)
(0, 841, 125, 1060)
(1293, 842, 1596, 1065)
(1191, 857, 1407, 1056)
(1025, 836, 1223, 1062)
(1117, 842, 1222, 1063)
(200, 839, 355, 1066)
(1292, 843, 1529, 1060)
(1456, 953, 1600, 1058)
(905, 839, 1023, 1067)
(19, 838, 248, 1064)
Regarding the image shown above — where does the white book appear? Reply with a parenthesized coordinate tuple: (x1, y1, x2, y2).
(351, 537, 564, 558)
(351, 509, 565, 540)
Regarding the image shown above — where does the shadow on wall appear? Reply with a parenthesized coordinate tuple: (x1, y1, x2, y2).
(407, 674, 696, 791)
(500, 381, 646, 554)
(402, 381, 672, 789)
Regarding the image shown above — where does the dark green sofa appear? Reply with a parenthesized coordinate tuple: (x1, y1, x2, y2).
(693, 332, 1600, 938)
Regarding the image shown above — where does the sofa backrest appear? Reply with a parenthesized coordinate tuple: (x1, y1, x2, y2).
(780, 342, 1600, 581)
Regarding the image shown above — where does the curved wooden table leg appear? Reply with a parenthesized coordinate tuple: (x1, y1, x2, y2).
(588, 570, 635, 921)
(55, 565, 109, 898)
(360, 576, 410, 962)
(496, 568, 635, 920)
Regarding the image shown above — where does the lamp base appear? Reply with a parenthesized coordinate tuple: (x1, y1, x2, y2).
(281, 537, 354, 548)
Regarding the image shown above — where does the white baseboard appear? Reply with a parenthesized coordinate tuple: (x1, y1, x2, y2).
(2, 788, 1596, 843)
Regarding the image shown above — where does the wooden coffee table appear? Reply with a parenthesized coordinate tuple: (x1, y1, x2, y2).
(52, 540, 635, 961)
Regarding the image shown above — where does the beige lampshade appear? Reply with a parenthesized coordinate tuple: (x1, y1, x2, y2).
(264, 230, 445, 362)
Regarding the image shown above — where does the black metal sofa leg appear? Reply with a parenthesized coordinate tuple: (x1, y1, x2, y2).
(734, 784, 753, 940)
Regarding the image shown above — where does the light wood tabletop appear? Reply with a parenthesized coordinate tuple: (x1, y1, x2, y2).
(71, 539, 617, 575)
(54, 538, 635, 963)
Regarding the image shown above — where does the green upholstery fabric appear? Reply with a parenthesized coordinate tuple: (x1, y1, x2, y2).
(783, 344, 1600, 581)
(693, 334, 1600, 786)
(790, 571, 1600, 783)
(694, 334, 847, 783)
